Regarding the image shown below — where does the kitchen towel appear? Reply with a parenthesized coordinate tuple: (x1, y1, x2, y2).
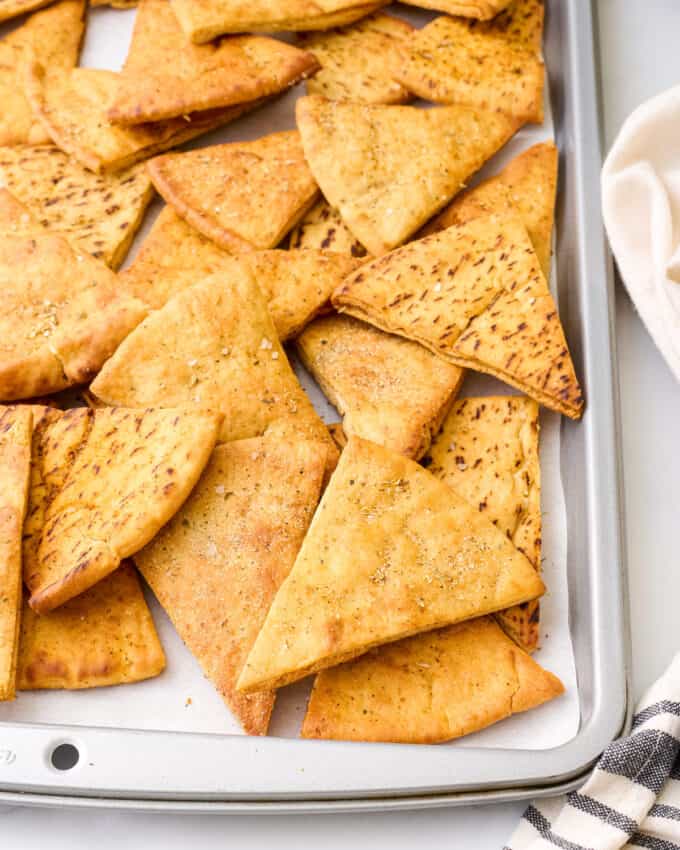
(506, 651, 680, 849)
(602, 84, 680, 382)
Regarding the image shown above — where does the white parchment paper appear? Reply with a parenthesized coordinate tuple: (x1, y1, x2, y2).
(0, 5, 579, 751)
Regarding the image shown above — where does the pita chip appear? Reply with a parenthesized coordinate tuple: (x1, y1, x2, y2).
(328, 422, 346, 450)
(300, 12, 413, 105)
(26, 406, 222, 614)
(0, 190, 148, 401)
(237, 436, 544, 693)
(24, 64, 264, 174)
(169, 0, 389, 43)
(302, 616, 563, 743)
(0, 406, 32, 701)
(289, 198, 371, 259)
(399, 0, 512, 20)
(333, 213, 584, 418)
(136, 438, 326, 734)
(89, 274, 339, 470)
(108, 0, 319, 126)
(147, 131, 319, 252)
(467, 0, 545, 53)
(396, 15, 544, 124)
(422, 396, 542, 651)
(296, 314, 464, 459)
(0, 0, 84, 146)
(18, 562, 165, 690)
(420, 141, 558, 277)
(0, 146, 154, 269)
(296, 95, 519, 255)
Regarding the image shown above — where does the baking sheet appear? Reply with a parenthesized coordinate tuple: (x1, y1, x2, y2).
(0, 4, 579, 752)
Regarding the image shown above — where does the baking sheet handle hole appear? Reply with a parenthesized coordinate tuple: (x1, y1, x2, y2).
(50, 743, 79, 771)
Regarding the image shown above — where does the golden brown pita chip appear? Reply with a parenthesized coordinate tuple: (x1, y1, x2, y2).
(0, 406, 32, 701)
(296, 95, 520, 255)
(109, 0, 319, 126)
(302, 616, 563, 743)
(396, 15, 544, 124)
(89, 273, 339, 470)
(300, 12, 413, 105)
(237, 436, 544, 693)
(288, 198, 371, 258)
(18, 562, 165, 690)
(137, 438, 326, 734)
(422, 396, 541, 650)
(0, 146, 154, 269)
(296, 314, 464, 459)
(0, 1, 84, 146)
(419, 141, 558, 278)
(147, 131, 319, 252)
(0, 190, 148, 401)
(169, 0, 389, 42)
(467, 0, 545, 53)
(333, 213, 583, 418)
(399, 0, 511, 20)
(24, 64, 264, 174)
(27, 407, 222, 613)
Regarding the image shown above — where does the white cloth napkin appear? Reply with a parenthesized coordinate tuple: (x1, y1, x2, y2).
(506, 652, 680, 849)
(602, 84, 680, 381)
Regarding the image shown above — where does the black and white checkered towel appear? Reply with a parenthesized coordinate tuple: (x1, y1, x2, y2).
(507, 653, 680, 850)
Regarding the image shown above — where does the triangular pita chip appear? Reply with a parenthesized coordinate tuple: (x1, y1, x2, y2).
(24, 64, 264, 174)
(333, 213, 584, 418)
(0, 146, 154, 269)
(0, 0, 84, 146)
(0, 406, 32, 701)
(237, 436, 545, 693)
(467, 0, 545, 53)
(289, 198, 371, 258)
(27, 406, 222, 613)
(296, 314, 464, 459)
(419, 141, 558, 277)
(422, 396, 542, 651)
(169, 0, 389, 42)
(300, 12, 413, 105)
(147, 131, 319, 251)
(399, 0, 512, 20)
(108, 0, 319, 126)
(296, 95, 519, 255)
(396, 15, 544, 124)
(89, 273, 339, 470)
(0, 190, 148, 401)
(18, 562, 165, 690)
(136, 437, 326, 734)
(301, 616, 563, 743)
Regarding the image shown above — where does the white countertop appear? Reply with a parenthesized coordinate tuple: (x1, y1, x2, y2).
(2, 1, 678, 846)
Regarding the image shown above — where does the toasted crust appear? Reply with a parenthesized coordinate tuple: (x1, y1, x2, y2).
(137, 438, 326, 734)
(89, 273, 339, 472)
(396, 15, 544, 124)
(296, 314, 464, 459)
(147, 131, 319, 252)
(422, 396, 542, 651)
(27, 407, 222, 613)
(0, 406, 32, 701)
(296, 95, 520, 255)
(237, 436, 544, 693)
(333, 213, 583, 419)
(108, 0, 320, 125)
(0, 146, 154, 270)
(399, 0, 512, 20)
(169, 0, 389, 42)
(301, 616, 563, 743)
(300, 13, 413, 105)
(18, 562, 165, 690)
(0, 190, 148, 401)
(289, 198, 372, 258)
(0, 1, 85, 146)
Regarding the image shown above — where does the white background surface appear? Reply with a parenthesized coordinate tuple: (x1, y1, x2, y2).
(2, 0, 679, 846)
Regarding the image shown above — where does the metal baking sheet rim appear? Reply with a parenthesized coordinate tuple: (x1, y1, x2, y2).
(0, 0, 631, 810)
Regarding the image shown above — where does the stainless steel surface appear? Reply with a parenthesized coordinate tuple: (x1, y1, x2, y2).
(0, 0, 630, 811)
